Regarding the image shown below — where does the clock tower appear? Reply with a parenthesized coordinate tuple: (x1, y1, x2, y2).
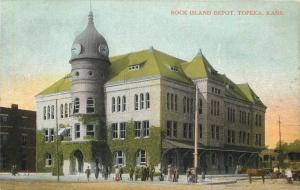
(69, 11, 109, 140)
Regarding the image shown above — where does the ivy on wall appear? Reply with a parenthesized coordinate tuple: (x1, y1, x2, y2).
(108, 121, 161, 172)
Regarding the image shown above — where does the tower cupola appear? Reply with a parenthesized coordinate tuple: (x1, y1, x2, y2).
(70, 11, 109, 62)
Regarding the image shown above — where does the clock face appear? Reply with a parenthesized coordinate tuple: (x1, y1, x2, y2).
(71, 43, 82, 56)
(98, 44, 109, 57)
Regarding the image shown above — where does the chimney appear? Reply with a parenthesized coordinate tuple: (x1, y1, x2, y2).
(11, 104, 18, 110)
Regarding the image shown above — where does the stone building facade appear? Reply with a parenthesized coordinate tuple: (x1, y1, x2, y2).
(35, 11, 266, 175)
(0, 104, 36, 172)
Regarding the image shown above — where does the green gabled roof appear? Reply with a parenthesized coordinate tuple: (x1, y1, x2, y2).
(237, 83, 265, 107)
(181, 54, 223, 82)
(107, 48, 192, 84)
(221, 74, 249, 101)
(38, 74, 71, 95)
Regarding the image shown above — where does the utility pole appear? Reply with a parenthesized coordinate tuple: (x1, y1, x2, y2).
(194, 85, 199, 182)
(278, 115, 282, 169)
(56, 99, 60, 182)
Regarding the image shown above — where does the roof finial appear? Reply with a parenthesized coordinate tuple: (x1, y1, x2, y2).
(88, 0, 93, 24)
(197, 48, 203, 57)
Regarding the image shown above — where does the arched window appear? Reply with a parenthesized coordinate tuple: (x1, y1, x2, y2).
(122, 96, 126, 111)
(140, 93, 144, 109)
(167, 93, 170, 110)
(146, 93, 150, 109)
(112, 97, 115, 112)
(64, 103, 68, 117)
(134, 94, 139, 110)
(47, 106, 50, 119)
(74, 98, 80, 113)
(114, 151, 126, 166)
(43, 106, 46, 120)
(60, 104, 64, 118)
(51, 105, 54, 119)
(136, 150, 146, 166)
(86, 97, 95, 113)
(45, 153, 52, 167)
(117, 96, 121, 112)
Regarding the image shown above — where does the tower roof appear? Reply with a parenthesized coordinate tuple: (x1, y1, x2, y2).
(70, 11, 109, 62)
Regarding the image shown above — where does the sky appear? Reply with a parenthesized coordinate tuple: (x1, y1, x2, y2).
(0, 0, 299, 148)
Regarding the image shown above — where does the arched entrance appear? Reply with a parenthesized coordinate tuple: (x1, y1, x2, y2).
(73, 150, 84, 173)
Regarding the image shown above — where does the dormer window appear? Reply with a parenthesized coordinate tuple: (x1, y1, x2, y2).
(170, 66, 179, 72)
(128, 64, 141, 71)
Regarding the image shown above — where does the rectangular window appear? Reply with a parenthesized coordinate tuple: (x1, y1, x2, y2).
(199, 99, 202, 114)
(216, 126, 220, 140)
(188, 123, 192, 138)
(43, 106, 46, 120)
(255, 114, 258, 126)
(227, 130, 231, 143)
(86, 125, 94, 137)
(140, 94, 144, 109)
(247, 133, 250, 145)
(211, 100, 214, 115)
(74, 98, 80, 113)
(51, 105, 54, 119)
(143, 120, 149, 137)
(134, 121, 141, 138)
(173, 121, 177, 137)
(21, 134, 27, 146)
(146, 93, 150, 109)
(174, 94, 177, 111)
(247, 112, 250, 125)
(187, 98, 190, 113)
(243, 132, 246, 144)
(233, 109, 235, 122)
(117, 97, 121, 112)
(65, 103, 68, 117)
(122, 96, 126, 111)
(183, 97, 186, 113)
(134, 95, 139, 110)
(44, 129, 49, 142)
(60, 104, 64, 118)
(167, 93, 170, 110)
(191, 98, 193, 113)
(112, 97, 115, 112)
(183, 123, 187, 138)
(112, 123, 118, 139)
(75, 124, 80, 139)
(171, 94, 174, 110)
(232, 130, 235, 144)
(211, 125, 215, 139)
(199, 124, 202, 139)
(239, 131, 242, 144)
(50, 128, 54, 142)
(0, 133, 8, 146)
(87, 98, 95, 113)
(120, 122, 126, 139)
(47, 106, 50, 119)
(216, 101, 220, 115)
(166, 120, 172, 137)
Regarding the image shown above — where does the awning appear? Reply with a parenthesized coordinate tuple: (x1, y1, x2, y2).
(58, 127, 70, 136)
(162, 139, 195, 149)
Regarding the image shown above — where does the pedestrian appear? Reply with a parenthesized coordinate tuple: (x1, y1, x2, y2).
(149, 165, 155, 181)
(94, 165, 100, 179)
(119, 166, 123, 180)
(285, 167, 293, 184)
(167, 165, 172, 181)
(159, 168, 164, 181)
(85, 166, 91, 182)
(115, 166, 120, 181)
(129, 166, 134, 181)
(146, 165, 150, 181)
(134, 166, 139, 181)
(105, 166, 109, 180)
(173, 167, 176, 182)
(186, 168, 190, 183)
